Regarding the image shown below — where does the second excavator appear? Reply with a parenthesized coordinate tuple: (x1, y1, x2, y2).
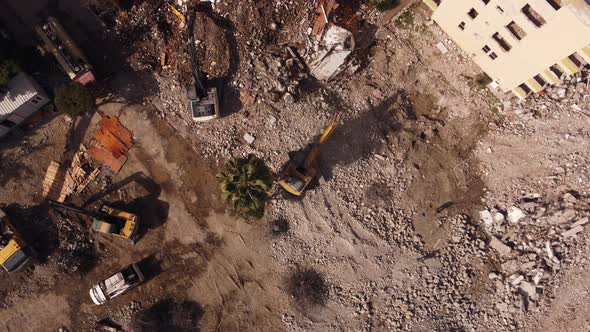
(278, 112, 342, 196)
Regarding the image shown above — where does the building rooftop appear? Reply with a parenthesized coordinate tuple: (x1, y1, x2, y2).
(0, 73, 40, 117)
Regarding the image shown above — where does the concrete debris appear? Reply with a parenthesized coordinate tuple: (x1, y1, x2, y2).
(507, 206, 526, 224)
(243, 133, 256, 144)
(308, 25, 354, 81)
(518, 281, 538, 301)
(436, 42, 448, 55)
(562, 225, 584, 239)
(489, 236, 511, 256)
(480, 209, 494, 226)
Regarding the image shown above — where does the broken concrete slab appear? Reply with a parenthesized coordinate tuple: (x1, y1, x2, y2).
(480, 210, 494, 226)
(562, 225, 584, 238)
(571, 217, 589, 228)
(518, 281, 538, 301)
(436, 42, 449, 55)
(489, 236, 511, 256)
(243, 133, 256, 144)
(309, 26, 355, 81)
(507, 206, 526, 224)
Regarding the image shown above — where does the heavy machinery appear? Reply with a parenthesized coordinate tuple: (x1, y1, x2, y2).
(0, 209, 31, 273)
(35, 16, 95, 85)
(49, 201, 139, 243)
(185, 6, 220, 122)
(278, 112, 342, 196)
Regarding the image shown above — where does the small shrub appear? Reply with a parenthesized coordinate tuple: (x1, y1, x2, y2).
(217, 154, 273, 219)
(54, 82, 95, 116)
(395, 10, 415, 28)
(373, 0, 398, 12)
(0, 59, 20, 86)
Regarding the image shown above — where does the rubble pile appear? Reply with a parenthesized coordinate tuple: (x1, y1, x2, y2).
(503, 66, 590, 124)
(479, 191, 590, 312)
(54, 216, 95, 273)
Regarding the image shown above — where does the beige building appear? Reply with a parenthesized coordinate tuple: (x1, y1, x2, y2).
(424, 0, 590, 98)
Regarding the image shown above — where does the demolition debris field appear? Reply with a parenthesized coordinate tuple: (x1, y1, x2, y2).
(1, 1, 590, 331)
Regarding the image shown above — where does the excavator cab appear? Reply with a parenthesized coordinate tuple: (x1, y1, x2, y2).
(278, 113, 342, 196)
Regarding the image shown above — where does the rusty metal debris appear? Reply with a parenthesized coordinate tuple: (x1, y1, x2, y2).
(88, 116, 134, 174)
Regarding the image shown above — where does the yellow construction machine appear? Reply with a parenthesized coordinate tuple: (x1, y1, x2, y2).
(278, 112, 342, 196)
(0, 209, 32, 273)
(49, 201, 139, 243)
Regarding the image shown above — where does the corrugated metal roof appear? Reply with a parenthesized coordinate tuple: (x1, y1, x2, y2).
(0, 73, 40, 116)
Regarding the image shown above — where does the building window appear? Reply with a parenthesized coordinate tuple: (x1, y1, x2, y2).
(492, 32, 512, 51)
(546, 0, 562, 10)
(496, 6, 504, 13)
(482, 45, 491, 53)
(506, 21, 527, 40)
(549, 64, 563, 78)
(519, 83, 532, 95)
(522, 4, 546, 27)
(31, 99, 38, 104)
(458, 21, 466, 30)
(489, 52, 498, 60)
(482, 0, 490, 4)
(569, 53, 584, 67)
(468, 8, 479, 19)
(534, 75, 547, 87)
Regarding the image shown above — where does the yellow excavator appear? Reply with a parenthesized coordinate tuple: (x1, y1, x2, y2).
(0, 209, 32, 273)
(49, 201, 139, 243)
(278, 112, 342, 196)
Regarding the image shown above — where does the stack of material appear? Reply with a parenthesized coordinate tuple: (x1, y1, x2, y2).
(43, 145, 100, 202)
(88, 116, 134, 174)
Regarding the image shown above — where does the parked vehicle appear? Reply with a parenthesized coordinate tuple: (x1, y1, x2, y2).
(89, 263, 144, 305)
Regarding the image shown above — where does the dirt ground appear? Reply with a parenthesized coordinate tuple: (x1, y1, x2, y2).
(1, 0, 590, 331)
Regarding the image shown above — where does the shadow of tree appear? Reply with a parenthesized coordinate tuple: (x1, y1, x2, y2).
(131, 298, 204, 332)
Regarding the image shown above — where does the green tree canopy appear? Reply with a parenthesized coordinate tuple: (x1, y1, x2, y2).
(217, 154, 273, 219)
(0, 59, 20, 86)
(55, 82, 95, 116)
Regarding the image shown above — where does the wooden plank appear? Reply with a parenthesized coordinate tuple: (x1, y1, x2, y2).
(74, 168, 100, 195)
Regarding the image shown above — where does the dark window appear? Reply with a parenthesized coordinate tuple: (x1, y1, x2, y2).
(459, 21, 466, 30)
(506, 21, 527, 40)
(546, 0, 562, 10)
(497, 6, 504, 13)
(534, 75, 547, 87)
(519, 83, 532, 95)
(482, 0, 490, 4)
(569, 53, 584, 67)
(550, 64, 563, 78)
(522, 4, 546, 27)
(492, 32, 512, 51)
(482, 45, 491, 53)
(468, 8, 479, 19)
(489, 52, 498, 60)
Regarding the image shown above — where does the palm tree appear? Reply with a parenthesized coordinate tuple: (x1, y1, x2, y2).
(217, 154, 273, 219)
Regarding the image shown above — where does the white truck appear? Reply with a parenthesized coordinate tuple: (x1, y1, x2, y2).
(89, 263, 144, 305)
